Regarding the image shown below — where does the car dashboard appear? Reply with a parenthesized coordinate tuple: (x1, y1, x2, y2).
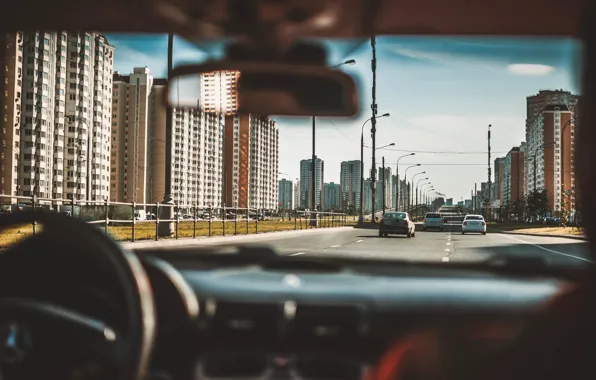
(135, 249, 580, 380)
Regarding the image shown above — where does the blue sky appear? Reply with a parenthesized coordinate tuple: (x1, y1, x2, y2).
(106, 34, 580, 201)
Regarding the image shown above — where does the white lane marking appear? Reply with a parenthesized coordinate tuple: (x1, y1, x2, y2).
(444, 248, 450, 252)
(290, 252, 305, 256)
(356, 240, 363, 243)
(442, 257, 450, 262)
(330, 245, 341, 248)
(499, 234, 593, 263)
(446, 242, 451, 245)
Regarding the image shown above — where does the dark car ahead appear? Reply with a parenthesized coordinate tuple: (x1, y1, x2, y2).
(379, 212, 416, 238)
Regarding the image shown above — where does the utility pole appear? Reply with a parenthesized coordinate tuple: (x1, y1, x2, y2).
(370, 35, 378, 223)
(487, 124, 492, 220)
(158, 33, 175, 236)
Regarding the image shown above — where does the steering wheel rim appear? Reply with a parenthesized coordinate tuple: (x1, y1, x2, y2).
(0, 211, 156, 380)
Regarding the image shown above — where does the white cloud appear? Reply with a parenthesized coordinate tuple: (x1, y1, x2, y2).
(391, 47, 499, 71)
(507, 63, 555, 76)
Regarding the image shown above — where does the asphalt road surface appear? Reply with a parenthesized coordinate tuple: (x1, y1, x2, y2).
(128, 226, 593, 268)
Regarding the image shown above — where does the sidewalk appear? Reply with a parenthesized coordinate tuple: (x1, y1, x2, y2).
(122, 226, 352, 249)
(490, 225, 587, 241)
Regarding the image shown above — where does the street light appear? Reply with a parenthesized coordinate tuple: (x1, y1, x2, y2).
(313, 59, 357, 225)
(420, 183, 432, 215)
(410, 172, 426, 212)
(403, 164, 420, 212)
(415, 178, 429, 217)
(359, 112, 390, 222)
(396, 153, 415, 210)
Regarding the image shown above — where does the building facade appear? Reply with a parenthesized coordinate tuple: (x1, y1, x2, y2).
(323, 182, 341, 211)
(525, 104, 575, 213)
(299, 157, 324, 210)
(278, 178, 293, 210)
(339, 160, 361, 213)
(1, 32, 114, 202)
(504, 145, 525, 206)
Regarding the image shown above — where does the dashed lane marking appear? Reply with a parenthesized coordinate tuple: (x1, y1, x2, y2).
(442, 257, 450, 262)
(290, 252, 305, 256)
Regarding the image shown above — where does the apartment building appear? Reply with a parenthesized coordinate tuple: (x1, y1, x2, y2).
(300, 157, 324, 210)
(199, 70, 239, 114)
(0, 33, 22, 199)
(111, 68, 225, 207)
(340, 160, 361, 213)
(493, 157, 505, 205)
(503, 145, 525, 206)
(323, 182, 341, 211)
(3, 32, 115, 202)
(294, 180, 300, 210)
(223, 114, 279, 210)
(375, 166, 392, 211)
(278, 178, 293, 210)
(525, 104, 575, 212)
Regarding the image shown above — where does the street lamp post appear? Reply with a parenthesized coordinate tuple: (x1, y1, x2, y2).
(415, 178, 429, 218)
(159, 32, 175, 237)
(419, 182, 431, 216)
(403, 164, 420, 213)
(359, 112, 390, 223)
(396, 153, 414, 211)
(312, 59, 356, 226)
(410, 171, 426, 211)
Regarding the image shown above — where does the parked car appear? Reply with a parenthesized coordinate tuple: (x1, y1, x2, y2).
(462, 214, 487, 235)
(423, 212, 444, 231)
(379, 212, 416, 238)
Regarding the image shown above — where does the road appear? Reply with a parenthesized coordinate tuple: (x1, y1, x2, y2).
(128, 225, 593, 267)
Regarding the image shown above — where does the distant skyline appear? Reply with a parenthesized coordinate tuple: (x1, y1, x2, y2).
(106, 34, 580, 201)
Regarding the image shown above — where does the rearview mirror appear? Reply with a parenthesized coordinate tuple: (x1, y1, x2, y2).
(166, 61, 359, 117)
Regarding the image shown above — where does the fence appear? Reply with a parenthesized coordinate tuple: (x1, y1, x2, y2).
(0, 195, 348, 244)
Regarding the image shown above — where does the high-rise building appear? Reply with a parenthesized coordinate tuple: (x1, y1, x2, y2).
(526, 90, 579, 133)
(525, 104, 575, 212)
(493, 157, 505, 205)
(278, 178, 293, 210)
(323, 182, 341, 211)
(300, 157, 324, 210)
(504, 145, 525, 206)
(339, 160, 361, 213)
(293, 180, 301, 210)
(0, 33, 22, 199)
(112, 69, 224, 208)
(375, 166, 392, 211)
(4, 32, 114, 202)
(223, 114, 278, 210)
(199, 70, 239, 114)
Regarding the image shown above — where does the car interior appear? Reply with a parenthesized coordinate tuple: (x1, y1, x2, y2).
(2, 1, 596, 380)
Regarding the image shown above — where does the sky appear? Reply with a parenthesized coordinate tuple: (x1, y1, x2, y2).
(105, 34, 581, 201)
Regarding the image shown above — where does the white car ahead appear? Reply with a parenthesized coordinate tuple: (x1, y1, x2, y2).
(462, 214, 487, 235)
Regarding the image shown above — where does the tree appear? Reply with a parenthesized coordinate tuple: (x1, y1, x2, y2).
(526, 189, 548, 220)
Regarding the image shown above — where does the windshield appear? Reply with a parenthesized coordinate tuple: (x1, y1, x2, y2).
(0, 33, 590, 269)
(465, 216, 484, 221)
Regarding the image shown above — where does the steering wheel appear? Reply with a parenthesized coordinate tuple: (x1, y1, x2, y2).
(0, 212, 156, 380)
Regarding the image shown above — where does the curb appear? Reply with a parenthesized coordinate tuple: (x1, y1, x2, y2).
(491, 229, 588, 241)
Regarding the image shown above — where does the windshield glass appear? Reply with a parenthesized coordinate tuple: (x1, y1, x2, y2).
(0, 33, 590, 269)
(465, 216, 484, 221)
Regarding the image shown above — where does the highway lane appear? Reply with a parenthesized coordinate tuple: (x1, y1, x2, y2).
(129, 226, 593, 267)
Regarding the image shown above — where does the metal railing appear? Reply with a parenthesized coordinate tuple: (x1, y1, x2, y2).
(0, 195, 348, 243)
